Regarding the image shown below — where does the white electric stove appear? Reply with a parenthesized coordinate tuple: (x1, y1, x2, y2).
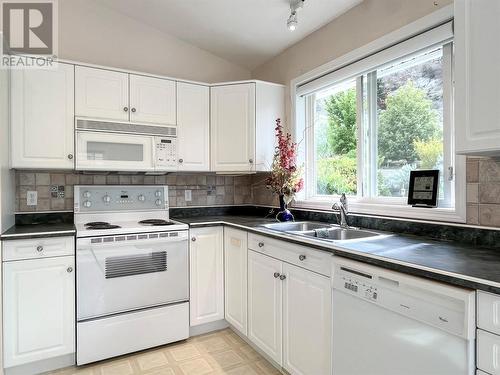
(74, 185, 189, 365)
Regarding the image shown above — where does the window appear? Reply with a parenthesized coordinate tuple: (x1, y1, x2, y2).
(313, 78, 358, 196)
(296, 22, 464, 221)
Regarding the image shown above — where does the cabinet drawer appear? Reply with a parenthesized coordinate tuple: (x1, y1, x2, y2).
(478, 291, 500, 335)
(3, 236, 74, 261)
(248, 234, 330, 277)
(478, 329, 500, 375)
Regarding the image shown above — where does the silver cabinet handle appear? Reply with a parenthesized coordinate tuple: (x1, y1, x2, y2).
(258, 242, 264, 248)
(279, 274, 286, 280)
(273, 272, 280, 278)
(67, 154, 73, 160)
(131, 108, 136, 113)
(191, 237, 196, 242)
(249, 159, 254, 164)
(36, 245, 43, 252)
(67, 267, 73, 273)
(299, 255, 306, 261)
(123, 107, 129, 112)
(179, 159, 183, 163)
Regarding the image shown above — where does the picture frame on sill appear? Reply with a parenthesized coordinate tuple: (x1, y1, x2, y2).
(407, 170, 439, 208)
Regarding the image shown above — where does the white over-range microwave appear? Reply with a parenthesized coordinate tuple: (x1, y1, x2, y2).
(75, 118, 178, 172)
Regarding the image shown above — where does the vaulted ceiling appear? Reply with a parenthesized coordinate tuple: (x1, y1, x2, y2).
(95, 0, 363, 71)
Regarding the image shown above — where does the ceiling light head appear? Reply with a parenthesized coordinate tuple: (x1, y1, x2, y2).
(287, 0, 304, 32)
(287, 11, 298, 31)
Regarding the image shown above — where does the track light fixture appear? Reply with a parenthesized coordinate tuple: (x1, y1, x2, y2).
(287, 0, 305, 31)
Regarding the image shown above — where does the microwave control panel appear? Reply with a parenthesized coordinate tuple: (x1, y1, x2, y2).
(155, 137, 177, 168)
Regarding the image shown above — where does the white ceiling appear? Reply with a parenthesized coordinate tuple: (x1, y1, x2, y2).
(95, 0, 363, 71)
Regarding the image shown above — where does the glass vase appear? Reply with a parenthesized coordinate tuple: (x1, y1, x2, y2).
(276, 194, 294, 222)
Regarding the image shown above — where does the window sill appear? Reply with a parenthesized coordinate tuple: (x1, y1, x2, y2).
(292, 199, 466, 224)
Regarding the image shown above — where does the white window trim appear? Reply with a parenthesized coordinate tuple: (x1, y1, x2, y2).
(290, 4, 466, 223)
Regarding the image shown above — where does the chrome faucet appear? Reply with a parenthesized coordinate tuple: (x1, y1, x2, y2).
(332, 193, 349, 228)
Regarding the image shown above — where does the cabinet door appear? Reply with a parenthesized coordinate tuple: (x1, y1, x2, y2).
(129, 74, 176, 125)
(224, 228, 248, 335)
(455, 0, 500, 155)
(3, 256, 75, 367)
(11, 63, 74, 169)
(177, 82, 210, 171)
(283, 263, 331, 375)
(211, 83, 255, 172)
(248, 250, 282, 365)
(255, 82, 285, 172)
(75, 66, 129, 121)
(189, 227, 224, 326)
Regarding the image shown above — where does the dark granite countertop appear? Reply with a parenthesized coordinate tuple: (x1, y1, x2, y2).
(1, 223, 76, 240)
(174, 215, 500, 294)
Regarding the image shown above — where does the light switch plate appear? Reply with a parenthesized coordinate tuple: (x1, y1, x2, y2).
(27, 191, 37, 206)
(185, 190, 192, 202)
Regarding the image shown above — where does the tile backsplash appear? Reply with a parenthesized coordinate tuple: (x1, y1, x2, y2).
(15, 158, 500, 229)
(466, 157, 500, 227)
(15, 171, 253, 212)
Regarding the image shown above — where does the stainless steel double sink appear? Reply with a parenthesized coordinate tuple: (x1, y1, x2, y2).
(260, 221, 381, 242)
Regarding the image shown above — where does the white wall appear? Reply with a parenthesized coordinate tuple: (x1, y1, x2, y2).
(252, 0, 453, 126)
(0, 66, 15, 232)
(58, 0, 251, 83)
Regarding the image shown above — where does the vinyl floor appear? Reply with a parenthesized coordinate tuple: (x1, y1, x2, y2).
(46, 328, 280, 375)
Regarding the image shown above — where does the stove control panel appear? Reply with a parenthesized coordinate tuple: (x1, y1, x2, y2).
(74, 185, 168, 212)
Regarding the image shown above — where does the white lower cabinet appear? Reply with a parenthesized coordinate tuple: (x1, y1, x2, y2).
(477, 329, 500, 375)
(224, 228, 248, 335)
(248, 250, 283, 364)
(189, 227, 224, 326)
(247, 246, 332, 374)
(283, 263, 332, 375)
(3, 255, 75, 368)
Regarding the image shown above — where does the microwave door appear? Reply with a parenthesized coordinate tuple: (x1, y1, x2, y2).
(76, 131, 155, 172)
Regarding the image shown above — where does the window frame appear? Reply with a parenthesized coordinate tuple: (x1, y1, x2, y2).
(291, 7, 466, 223)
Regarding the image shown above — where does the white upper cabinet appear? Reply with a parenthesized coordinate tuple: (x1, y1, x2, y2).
(224, 228, 248, 335)
(189, 227, 224, 327)
(211, 83, 256, 172)
(282, 263, 332, 375)
(177, 82, 210, 171)
(75, 66, 129, 121)
(3, 255, 75, 368)
(255, 82, 285, 171)
(455, 0, 500, 155)
(211, 81, 284, 172)
(11, 63, 75, 169)
(75, 67, 176, 125)
(129, 74, 176, 125)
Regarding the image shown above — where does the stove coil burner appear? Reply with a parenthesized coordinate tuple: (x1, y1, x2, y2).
(139, 219, 174, 226)
(85, 222, 121, 230)
(85, 222, 110, 226)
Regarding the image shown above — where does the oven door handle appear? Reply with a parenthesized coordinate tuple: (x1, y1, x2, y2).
(83, 236, 188, 249)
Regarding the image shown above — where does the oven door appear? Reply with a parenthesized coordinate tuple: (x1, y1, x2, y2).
(77, 231, 188, 321)
(76, 130, 155, 172)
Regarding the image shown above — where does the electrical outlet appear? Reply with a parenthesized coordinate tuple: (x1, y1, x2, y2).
(27, 191, 37, 206)
(185, 190, 192, 202)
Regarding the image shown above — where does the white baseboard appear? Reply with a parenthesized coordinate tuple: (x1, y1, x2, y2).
(4, 353, 75, 375)
(189, 319, 229, 337)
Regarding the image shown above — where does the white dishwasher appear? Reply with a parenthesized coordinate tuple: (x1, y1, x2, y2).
(332, 256, 476, 375)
